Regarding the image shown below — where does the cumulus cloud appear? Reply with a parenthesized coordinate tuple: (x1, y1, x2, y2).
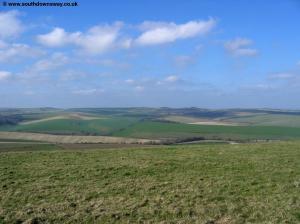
(37, 22, 125, 54)
(136, 18, 216, 45)
(0, 10, 23, 39)
(76, 24, 122, 54)
(224, 38, 258, 57)
(0, 71, 11, 81)
(0, 43, 43, 62)
(37, 27, 74, 47)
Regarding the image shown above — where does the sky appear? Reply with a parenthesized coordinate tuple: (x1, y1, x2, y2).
(0, 0, 300, 108)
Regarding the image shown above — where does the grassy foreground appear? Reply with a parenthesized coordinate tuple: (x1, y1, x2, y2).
(0, 142, 299, 223)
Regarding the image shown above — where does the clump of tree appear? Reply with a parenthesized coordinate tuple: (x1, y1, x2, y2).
(0, 115, 23, 126)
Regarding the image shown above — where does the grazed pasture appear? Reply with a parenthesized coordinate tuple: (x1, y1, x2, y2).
(0, 141, 299, 223)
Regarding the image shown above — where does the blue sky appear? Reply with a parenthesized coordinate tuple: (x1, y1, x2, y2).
(0, 0, 300, 108)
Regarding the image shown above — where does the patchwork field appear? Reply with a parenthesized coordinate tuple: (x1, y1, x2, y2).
(0, 141, 299, 223)
(1, 108, 300, 143)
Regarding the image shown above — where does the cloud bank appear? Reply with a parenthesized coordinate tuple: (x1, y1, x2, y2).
(37, 18, 216, 54)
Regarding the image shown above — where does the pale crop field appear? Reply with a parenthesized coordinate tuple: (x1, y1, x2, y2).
(0, 132, 161, 144)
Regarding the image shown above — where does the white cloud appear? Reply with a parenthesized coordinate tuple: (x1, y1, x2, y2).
(24, 90, 35, 95)
(37, 19, 216, 53)
(297, 61, 300, 66)
(60, 70, 86, 81)
(136, 18, 216, 45)
(135, 86, 144, 91)
(37, 27, 74, 47)
(195, 44, 203, 51)
(0, 10, 23, 39)
(165, 75, 179, 82)
(124, 75, 186, 89)
(0, 43, 43, 62)
(87, 58, 130, 69)
(156, 81, 163, 85)
(0, 71, 11, 81)
(241, 83, 275, 91)
(72, 88, 104, 95)
(37, 23, 125, 54)
(224, 38, 258, 57)
(174, 55, 194, 67)
(267, 72, 300, 88)
(125, 79, 135, 84)
(31, 53, 69, 72)
(253, 84, 274, 90)
(10, 53, 70, 83)
(0, 40, 7, 48)
(269, 72, 295, 80)
(76, 24, 121, 54)
(119, 38, 132, 49)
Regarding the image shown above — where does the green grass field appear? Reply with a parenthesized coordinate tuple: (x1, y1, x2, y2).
(228, 114, 300, 127)
(112, 121, 300, 140)
(0, 141, 299, 223)
(0, 117, 139, 136)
